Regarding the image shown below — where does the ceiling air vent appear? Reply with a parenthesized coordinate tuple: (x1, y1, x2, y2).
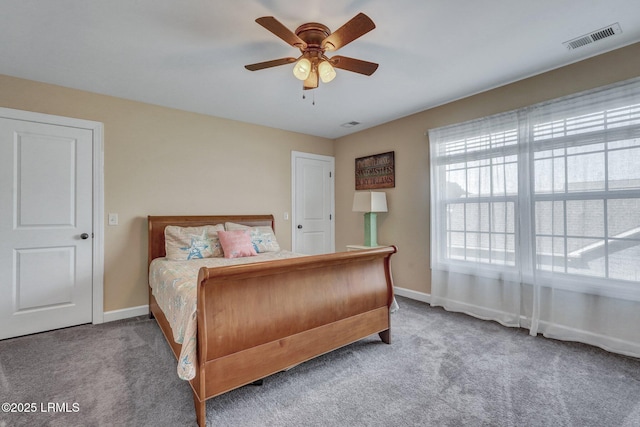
(341, 121, 361, 128)
(563, 23, 622, 50)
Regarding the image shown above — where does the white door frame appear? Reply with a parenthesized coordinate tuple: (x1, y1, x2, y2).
(0, 107, 104, 324)
(291, 151, 335, 253)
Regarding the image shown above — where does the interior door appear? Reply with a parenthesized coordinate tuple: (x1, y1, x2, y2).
(292, 152, 335, 254)
(0, 117, 94, 339)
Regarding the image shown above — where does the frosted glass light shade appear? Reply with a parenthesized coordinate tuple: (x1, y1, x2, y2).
(352, 191, 388, 213)
(293, 58, 311, 80)
(318, 60, 336, 83)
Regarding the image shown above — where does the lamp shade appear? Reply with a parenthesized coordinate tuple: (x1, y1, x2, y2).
(352, 191, 388, 213)
(318, 60, 336, 83)
(293, 57, 311, 80)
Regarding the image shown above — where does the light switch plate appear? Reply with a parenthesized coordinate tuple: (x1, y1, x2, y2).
(108, 213, 118, 226)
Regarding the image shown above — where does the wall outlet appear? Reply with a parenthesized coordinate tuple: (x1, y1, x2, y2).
(108, 213, 118, 226)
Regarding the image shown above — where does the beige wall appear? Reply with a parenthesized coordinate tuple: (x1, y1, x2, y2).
(334, 42, 640, 296)
(0, 75, 334, 311)
(2, 42, 639, 312)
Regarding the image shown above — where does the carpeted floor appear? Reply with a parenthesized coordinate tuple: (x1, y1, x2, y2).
(1, 296, 639, 427)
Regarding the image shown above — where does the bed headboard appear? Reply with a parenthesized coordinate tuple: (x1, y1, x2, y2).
(147, 215, 275, 266)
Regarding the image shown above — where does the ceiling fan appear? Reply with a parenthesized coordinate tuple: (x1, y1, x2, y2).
(244, 13, 378, 90)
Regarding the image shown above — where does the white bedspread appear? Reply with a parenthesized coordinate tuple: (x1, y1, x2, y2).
(149, 251, 302, 380)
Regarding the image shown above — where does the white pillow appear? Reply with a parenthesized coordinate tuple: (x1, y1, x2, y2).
(164, 224, 225, 260)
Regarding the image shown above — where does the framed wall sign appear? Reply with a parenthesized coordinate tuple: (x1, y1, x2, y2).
(355, 151, 395, 190)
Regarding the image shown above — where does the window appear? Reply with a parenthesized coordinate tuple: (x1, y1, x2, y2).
(430, 78, 640, 291)
(439, 125, 519, 267)
(532, 104, 640, 281)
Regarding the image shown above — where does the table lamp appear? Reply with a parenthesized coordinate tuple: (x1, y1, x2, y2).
(352, 191, 388, 246)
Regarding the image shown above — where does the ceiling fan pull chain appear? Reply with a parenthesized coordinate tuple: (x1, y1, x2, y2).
(301, 90, 316, 105)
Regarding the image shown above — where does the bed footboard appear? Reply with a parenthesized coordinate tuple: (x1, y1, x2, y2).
(192, 246, 397, 426)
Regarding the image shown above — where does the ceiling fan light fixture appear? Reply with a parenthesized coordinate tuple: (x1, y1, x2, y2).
(318, 60, 336, 83)
(246, 13, 378, 89)
(303, 66, 319, 90)
(293, 57, 311, 80)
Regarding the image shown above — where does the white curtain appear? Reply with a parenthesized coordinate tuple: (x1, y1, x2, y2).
(428, 77, 640, 357)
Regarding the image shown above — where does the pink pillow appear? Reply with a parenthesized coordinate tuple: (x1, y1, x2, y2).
(218, 229, 257, 259)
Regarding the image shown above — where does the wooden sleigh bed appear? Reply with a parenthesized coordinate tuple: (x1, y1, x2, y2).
(147, 214, 397, 427)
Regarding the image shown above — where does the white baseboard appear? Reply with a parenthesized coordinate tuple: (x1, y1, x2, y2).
(394, 287, 431, 304)
(103, 305, 149, 323)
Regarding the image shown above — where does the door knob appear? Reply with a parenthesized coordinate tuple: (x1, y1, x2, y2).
(80, 233, 89, 239)
(297, 225, 303, 229)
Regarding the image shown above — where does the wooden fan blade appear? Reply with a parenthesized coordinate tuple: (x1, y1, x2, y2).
(329, 56, 378, 76)
(303, 69, 319, 90)
(256, 16, 307, 49)
(321, 13, 375, 51)
(245, 57, 297, 71)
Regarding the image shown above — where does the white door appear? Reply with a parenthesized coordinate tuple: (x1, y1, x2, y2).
(292, 151, 334, 254)
(0, 117, 94, 339)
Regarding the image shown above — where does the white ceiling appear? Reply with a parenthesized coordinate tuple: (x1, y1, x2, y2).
(2, 0, 640, 139)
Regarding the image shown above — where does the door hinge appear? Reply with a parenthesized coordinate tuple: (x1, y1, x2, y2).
(330, 214, 332, 220)
(329, 171, 332, 178)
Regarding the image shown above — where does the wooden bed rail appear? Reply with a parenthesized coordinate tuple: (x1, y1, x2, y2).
(198, 245, 397, 280)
